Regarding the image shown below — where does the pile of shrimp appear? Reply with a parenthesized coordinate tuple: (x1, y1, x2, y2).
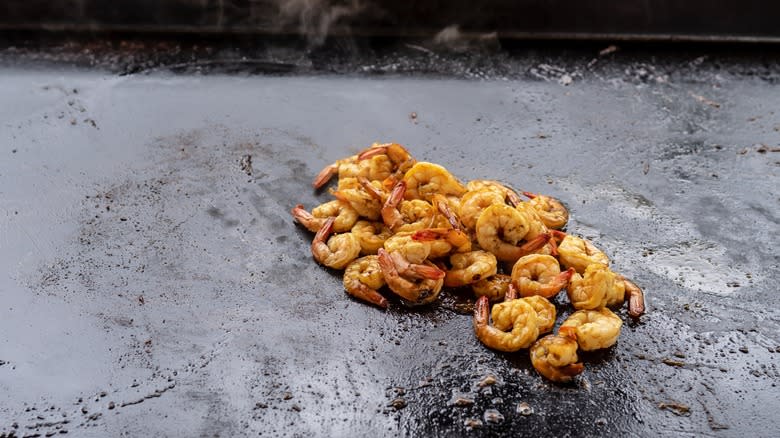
(292, 143, 645, 383)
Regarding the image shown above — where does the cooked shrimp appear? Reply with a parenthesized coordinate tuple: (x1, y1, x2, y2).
(332, 179, 383, 221)
(472, 295, 539, 352)
(530, 332, 584, 383)
(402, 162, 466, 201)
(521, 295, 557, 335)
(412, 228, 472, 255)
(514, 202, 557, 256)
(511, 254, 574, 299)
(431, 194, 462, 230)
(566, 263, 616, 310)
(313, 154, 360, 189)
(465, 180, 522, 205)
(291, 200, 359, 233)
(351, 220, 393, 255)
(343, 256, 388, 308)
(358, 142, 415, 174)
(522, 192, 569, 230)
(311, 217, 361, 270)
(381, 181, 436, 232)
(475, 204, 550, 262)
(377, 248, 444, 305)
(443, 251, 498, 287)
(383, 232, 431, 265)
(560, 308, 622, 351)
(472, 274, 512, 302)
(459, 188, 505, 230)
(557, 234, 610, 274)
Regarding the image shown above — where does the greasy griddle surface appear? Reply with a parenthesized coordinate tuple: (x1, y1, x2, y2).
(0, 44, 778, 436)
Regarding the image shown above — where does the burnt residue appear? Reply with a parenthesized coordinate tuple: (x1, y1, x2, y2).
(0, 44, 779, 436)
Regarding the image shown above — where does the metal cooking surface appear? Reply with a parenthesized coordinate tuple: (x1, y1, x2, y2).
(0, 44, 779, 437)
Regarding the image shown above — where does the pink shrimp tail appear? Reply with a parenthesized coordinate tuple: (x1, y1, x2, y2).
(522, 191, 538, 199)
(473, 296, 489, 329)
(313, 163, 338, 189)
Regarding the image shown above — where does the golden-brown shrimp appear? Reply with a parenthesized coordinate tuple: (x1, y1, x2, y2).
(465, 180, 522, 205)
(443, 251, 498, 287)
(566, 263, 617, 310)
(312, 154, 358, 189)
(560, 308, 622, 351)
(522, 192, 569, 230)
(311, 217, 361, 270)
(402, 162, 466, 201)
(377, 248, 444, 305)
(291, 200, 359, 233)
(557, 234, 609, 274)
(431, 194, 462, 230)
(358, 142, 415, 177)
(383, 232, 431, 265)
(411, 228, 472, 255)
(472, 295, 539, 352)
(351, 220, 393, 255)
(343, 256, 388, 308)
(521, 295, 557, 335)
(332, 179, 383, 221)
(511, 254, 574, 299)
(475, 204, 550, 262)
(471, 274, 512, 302)
(459, 188, 506, 230)
(381, 181, 436, 232)
(530, 332, 584, 383)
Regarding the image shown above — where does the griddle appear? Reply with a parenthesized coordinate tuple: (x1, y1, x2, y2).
(0, 34, 779, 437)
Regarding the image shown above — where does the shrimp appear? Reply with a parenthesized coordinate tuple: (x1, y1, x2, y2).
(530, 332, 584, 383)
(383, 232, 431, 265)
(465, 180, 522, 205)
(560, 308, 622, 351)
(459, 188, 505, 230)
(472, 274, 512, 302)
(313, 154, 359, 189)
(431, 194, 462, 230)
(522, 192, 569, 230)
(504, 284, 556, 334)
(332, 178, 383, 221)
(472, 295, 539, 352)
(566, 263, 616, 310)
(557, 234, 610, 274)
(443, 251, 498, 287)
(291, 200, 359, 233)
(343, 256, 388, 308)
(351, 220, 393, 255)
(511, 254, 574, 299)
(475, 204, 550, 262)
(411, 228, 472, 256)
(402, 162, 466, 202)
(311, 217, 361, 270)
(377, 248, 444, 305)
(358, 142, 415, 177)
(381, 181, 436, 232)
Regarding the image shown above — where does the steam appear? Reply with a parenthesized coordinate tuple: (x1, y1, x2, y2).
(274, 0, 370, 46)
(433, 25, 500, 52)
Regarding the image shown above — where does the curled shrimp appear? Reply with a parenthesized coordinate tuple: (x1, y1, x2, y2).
(443, 251, 498, 287)
(412, 227, 472, 256)
(459, 188, 506, 230)
(472, 295, 539, 352)
(291, 200, 359, 233)
(359, 142, 415, 177)
(351, 220, 393, 255)
(530, 332, 584, 383)
(566, 263, 616, 310)
(522, 192, 569, 230)
(402, 162, 466, 202)
(465, 180, 522, 205)
(560, 308, 623, 351)
(381, 181, 436, 232)
(557, 234, 609, 274)
(343, 255, 388, 308)
(511, 254, 574, 299)
(476, 204, 550, 262)
(383, 232, 431, 265)
(311, 217, 361, 270)
(332, 177, 383, 221)
(472, 274, 512, 302)
(377, 248, 444, 305)
(504, 284, 556, 334)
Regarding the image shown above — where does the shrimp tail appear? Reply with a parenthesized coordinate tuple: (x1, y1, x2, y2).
(559, 325, 578, 340)
(518, 232, 551, 255)
(473, 296, 490, 331)
(291, 204, 320, 232)
(522, 191, 537, 199)
(358, 176, 384, 201)
(408, 264, 446, 280)
(346, 283, 389, 309)
(358, 146, 386, 160)
(312, 217, 335, 254)
(623, 279, 646, 318)
(553, 268, 575, 290)
(506, 191, 523, 207)
(381, 181, 406, 230)
(505, 283, 519, 301)
(432, 194, 461, 230)
(313, 163, 338, 189)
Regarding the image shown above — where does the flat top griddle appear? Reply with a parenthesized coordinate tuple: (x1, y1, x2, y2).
(0, 38, 778, 437)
